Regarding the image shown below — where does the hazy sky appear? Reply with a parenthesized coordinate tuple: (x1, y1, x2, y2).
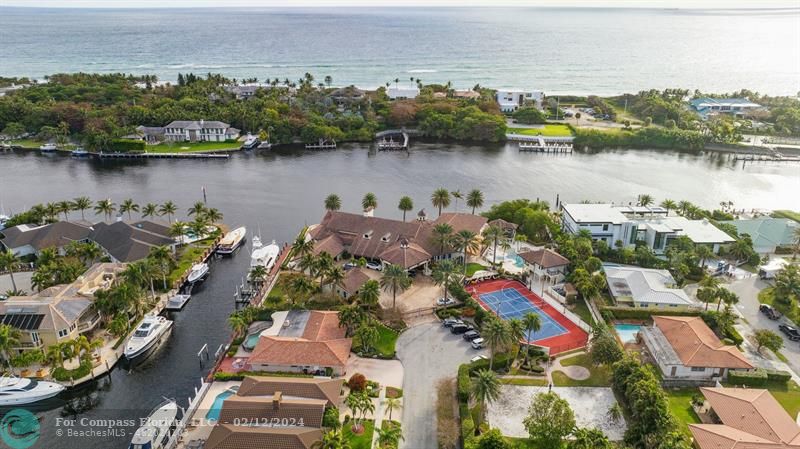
(3, 0, 799, 8)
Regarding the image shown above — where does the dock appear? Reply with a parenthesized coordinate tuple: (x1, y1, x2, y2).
(733, 153, 800, 163)
(375, 130, 410, 151)
(305, 139, 337, 150)
(98, 151, 230, 159)
(515, 135, 574, 153)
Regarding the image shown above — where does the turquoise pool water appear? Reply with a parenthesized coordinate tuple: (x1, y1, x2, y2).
(614, 324, 642, 344)
(244, 333, 260, 350)
(205, 390, 235, 421)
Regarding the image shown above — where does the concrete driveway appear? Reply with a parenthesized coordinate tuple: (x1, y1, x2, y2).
(379, 275, 442, 313)
(0, 271, 33, 294)
(346, 356, 404, 388)
(396, 322, 488, 449)
(725, 276, 800, 377)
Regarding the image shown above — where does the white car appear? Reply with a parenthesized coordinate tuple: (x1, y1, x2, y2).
(436, 297, 456, 306)
(470, 354, 487, 363)
(365, 261, 383, 271)
(471, 338, 484, 349)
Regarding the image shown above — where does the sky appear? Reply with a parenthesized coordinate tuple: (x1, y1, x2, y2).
(3, 0, 799, 8)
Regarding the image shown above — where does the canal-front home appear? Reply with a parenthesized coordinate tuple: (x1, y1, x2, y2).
(495, 89, 545, 112)
(163, 120, 240, 142)
(0, 263, 125, 354)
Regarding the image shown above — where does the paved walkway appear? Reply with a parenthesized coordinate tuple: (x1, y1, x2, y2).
(371, 387, 387, 449)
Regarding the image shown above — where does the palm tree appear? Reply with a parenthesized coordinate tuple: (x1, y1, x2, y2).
(452, 229, 479, 272)
(72, 196, 92, 220)
(522, 312, 541, 367)
(431, 223, 454, 254)
(159, 201, 178, 223)
(376, 424, 404, 447)
(432, 259, 460, 303)
(204, 207, 223, 223)
(696, 245, 713, 269)
(249, 265, 268, 286)
(291, 228, 315, 259)
(56, 200, 73, 220)
(188, 201, 206, 218)
(451, 190, 463, 212)
(148, 245, 174, 290)
(637, 194, 654, 207)
(357, 279, 381, 309)
(311, 429, 350, 449)
(288, 275, 316, 305)
(385, 397, 401, 421)
(380, 264, 412, 310)
(470, 369, 501, 423)
(142, 203, 158, 219)
(338, 305, 365, 337)
(717, 288, 739, 313)
(170, 221, 187, 245)
(0, 324, 21, 366)
(189, 217, 209, 242)
(228, 313, 249, 335)
(361, 192, 377, 213)
(398, 196, 414, 221)
(696, 286, 717, 311)
(324, 194, 342, 212)
(94, 199, 116, 221)
(0, 250, 19, 292)
(678, 200, 693, 216)
(482, 225, 506, 266)
(483, 318, 512, 371)
(466, 189, 484, 214)
(660, 199, 677, 216)
(120, 198, 139, 220)
(431, 188, 451, 216)
(355, 324, 379, 353)
(324, 266, 346, 292)
(44, 202, 59, 221)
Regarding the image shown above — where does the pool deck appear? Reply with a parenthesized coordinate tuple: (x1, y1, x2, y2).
(470, 279, 589, 355)
(179, 381, 240, 445)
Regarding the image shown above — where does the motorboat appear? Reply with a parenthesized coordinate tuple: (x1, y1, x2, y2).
(39, 143, 57, 152)
(124, 315, 173, 362)
(0, 376, 66, 406)
(186, 263, 209, 283)
(0, 214, 8, 231)
(248, 237, 280, 278)
(164, 293, 191, 311)
(71, 147, 89, 157)
(216, 227, 246, 255)
(128, 398, 178, 449)
(241, 134, 260, 150)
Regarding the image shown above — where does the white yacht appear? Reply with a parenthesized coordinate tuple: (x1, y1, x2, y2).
(71, 147, 89, 157)
(249, 237, 280, 276)
(164, 293, 191, 311)
(241, 134, 260, 150)
(216, 227, 246, 255)
(39, 143, 57, 152)
(186, 263, 209, 284)
(0, 376, 65, 406)
(128, 399, 178, 449)
(0, 214, 9, 231)
(124, 315, 173, 362)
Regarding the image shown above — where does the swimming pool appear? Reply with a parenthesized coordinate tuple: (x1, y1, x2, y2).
(205, 389, 235, 421)
(614, 324, 641, 344)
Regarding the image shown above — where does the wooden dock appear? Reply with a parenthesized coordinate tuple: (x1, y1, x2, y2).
(517, 135, 574, 153)
(733, 153, 800, 162)
(98, 151, 230, 159)
(305, 139, 337, 150)
(376, 130, 409, 151)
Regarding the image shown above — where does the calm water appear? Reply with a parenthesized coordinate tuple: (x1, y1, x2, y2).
(1, 7, 799, 95)
(0, 144, 798, 448)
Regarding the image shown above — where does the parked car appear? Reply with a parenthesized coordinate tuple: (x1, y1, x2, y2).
(463, 330, 480, 341)
(470, 354, 488, 363)
(471, 338, 485, 349)
(436, 297, 456, 306)
(365, 261, 383, 271)
(342, 262, 358, 270)
(778, 324, 800, 341)
(442, 318, 463, 328)
(759, 304, 782, 320)
(451, 324, 473, 335)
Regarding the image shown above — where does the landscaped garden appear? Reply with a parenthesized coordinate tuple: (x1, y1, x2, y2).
(506, 124, 574, 137)
(144, 140, 240, 153)
(343, 419, 374, 449)
(664, 388, 702, 436)
(551, 352, 612, 387)
(353, 322, 399, 358)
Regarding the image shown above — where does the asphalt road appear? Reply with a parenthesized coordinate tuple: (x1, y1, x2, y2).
(396, 322, 487, 449)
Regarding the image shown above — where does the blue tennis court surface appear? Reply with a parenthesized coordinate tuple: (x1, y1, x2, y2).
(478, 288, 567, 341)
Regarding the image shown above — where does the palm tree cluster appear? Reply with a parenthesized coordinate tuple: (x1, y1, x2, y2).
(344, 390, 375, 434)
(322, 189, 485, 222)
(45, 335, 103, 371)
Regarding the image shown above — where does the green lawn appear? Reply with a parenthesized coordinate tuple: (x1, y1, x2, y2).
(759, 287, 799, 323)
(6, 138, 42, 148)
(465, 262, 489, 277)
(343, 420, 375, 449)
(145, 140, 240, 153)
(552, 353, 612, 387)
(167, 239, 215, 285)
(506, 124, 573, 137)
(353, 322, 399, 358)
(772, 210, 800, 223)
(571, 296, 594, 325)
(664, 388, 701, 437)
(501, 377, 548, 386)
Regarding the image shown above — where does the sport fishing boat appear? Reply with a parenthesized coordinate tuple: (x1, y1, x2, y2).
(186, 263, 209, 284)
(216, 227, 246, 255)
(0, 376, 66, 406)
(249, 236, 280, 278)
(164, 293, 191, 311)
(127, 399, 178, 449)
(124, 315, 173, 363)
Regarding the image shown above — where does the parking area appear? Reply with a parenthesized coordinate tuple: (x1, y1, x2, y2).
(396, 321, 487, 449)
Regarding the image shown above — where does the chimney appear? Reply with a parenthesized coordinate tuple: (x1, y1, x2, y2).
(273, 391, 282, 410)
(363, 206, 374, 217)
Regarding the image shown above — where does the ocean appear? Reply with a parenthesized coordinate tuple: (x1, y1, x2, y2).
(0, 6, 798, 95)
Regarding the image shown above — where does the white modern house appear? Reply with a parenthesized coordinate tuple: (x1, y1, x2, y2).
(604, 265, 696, 309)
(387, 85, 420, 100)
(495, 90, 545, 112)
(560, 203, 735, 254)
(689, 97, 762, 119)
(163, 120, 240, 142)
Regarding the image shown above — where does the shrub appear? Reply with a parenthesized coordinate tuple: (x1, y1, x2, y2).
(728, 369, 768, 387)
(386, 386, 403, 398)
(460, 403, 475, 441)
(457, 364, 471, 402)
(213, 370, 313, 381)
(52, 360, 92, 382)
(765, 369, 792, 384)
(322, 406, 340, 428)
(109, 139, 145, 153)
(348, 373, 367, 392)
(602, 306, 700, 320)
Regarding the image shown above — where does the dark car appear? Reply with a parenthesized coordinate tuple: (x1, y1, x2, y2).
(442, 318, 463, 328)
(779, 324, 800, 341)
(463, 330, 480, 341)
(759, 304, 781, 320)
(451, 324, 473, 335)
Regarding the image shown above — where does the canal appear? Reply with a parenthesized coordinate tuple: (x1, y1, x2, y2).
(0, 142, 798, 448)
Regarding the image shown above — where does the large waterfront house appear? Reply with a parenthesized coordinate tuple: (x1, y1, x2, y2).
(336, 267, 372, 299)
(518, 248, 570, 285)
(308, 210, 489, 272)
(641, 316, 753, 383)
(689, 387, 800, 449)
(328, 86, 366, 105)
(495, 89, 545, 113)
(0, 263, 125, 354)
(722, 218, 798, 254)
(560, 203, 735, 254)
(224, 84, 261, 100)
(0, 220, 177, 262)
(248, 310, 352, 376)
(689, 97, 763, 119)
(163, 120, 240, 142)
(204, 425, 322, 449)
(604, 265, 696, 309)
(387, 85, 420, 100)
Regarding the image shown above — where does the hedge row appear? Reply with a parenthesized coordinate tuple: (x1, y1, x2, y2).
(213, 370, 314, 381)
(601, 306, 702, 320)
(727, 368, 791, 387)
(109, 139, 146, 152)
(457, 364, 470, 402)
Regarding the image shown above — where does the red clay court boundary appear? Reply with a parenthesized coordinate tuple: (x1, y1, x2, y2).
(469, 279, 589, 355)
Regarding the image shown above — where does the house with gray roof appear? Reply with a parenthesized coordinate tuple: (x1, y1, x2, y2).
(163, 120, 240, 142)
(0, 221, 92, 257)
(603, 265, 698, 310)
(722, 218, 798, 254)
(689, 97, 763, 120)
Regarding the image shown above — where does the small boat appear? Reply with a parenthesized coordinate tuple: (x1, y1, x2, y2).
(0, 214, 8, 231)
(124, 315, 173, 362)
(257, 141, 272, 150)
(128, 398, 178, 449)
(241, 134, 260, 150)
(164, 293, 191, 311)
(249, 236, 280, 278)
(71, 147, 90, 157)
(216, 227, 246, 255)
(0, 376, 66, 406)
(39, 143, 57, 152)
(186, 263, 210, 283)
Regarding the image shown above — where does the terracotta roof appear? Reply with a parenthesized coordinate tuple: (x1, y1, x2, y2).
(302, 311, 346, 341)
(312, 234, 345, 258)
(378, 241, 431, 269)
(238, 376, 343, 407)
(518, 248, 570, 268)
(218, 395, 326, 428)
(653, 316, 752, 369)
(691, 387, 800, 447)
(204, 424, 322, 449)
(341, 268, 371, 295)
(690, 424, 788, 449)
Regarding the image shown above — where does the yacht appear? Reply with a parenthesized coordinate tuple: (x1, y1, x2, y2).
(249, 237, 280, 278)
(71, 147, 89, 157)
(0, 376, 65, 406)
(164, 293, 191, 311)
(128, 399, 178, 449)
(186, 263, 209, 284)
(124, 315, 173, 363)
(216, 227, 246, 255)
(0, 214, 9, 231)
(39, 143, 57, 152)
(241, 134, 260, 150)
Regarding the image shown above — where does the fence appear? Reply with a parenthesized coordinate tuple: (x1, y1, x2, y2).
(542, 288, 592, 333)
(165, 378, 212, 449)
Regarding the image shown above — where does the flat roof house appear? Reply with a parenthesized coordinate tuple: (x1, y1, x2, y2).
(690, 97, 762, 119)
(641, 316, 753, 383)
(495, 89, 545, 113)
(722, 218, 799, 254)
(604, 265, 696, 309)
(387, 85, 420, 100)
(690, 387, 800, 449)
(163, 120, 240, 143)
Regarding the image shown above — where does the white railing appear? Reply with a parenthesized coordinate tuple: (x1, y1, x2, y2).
(165, 378, 212, 449)
(543, 288, 592, 333)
